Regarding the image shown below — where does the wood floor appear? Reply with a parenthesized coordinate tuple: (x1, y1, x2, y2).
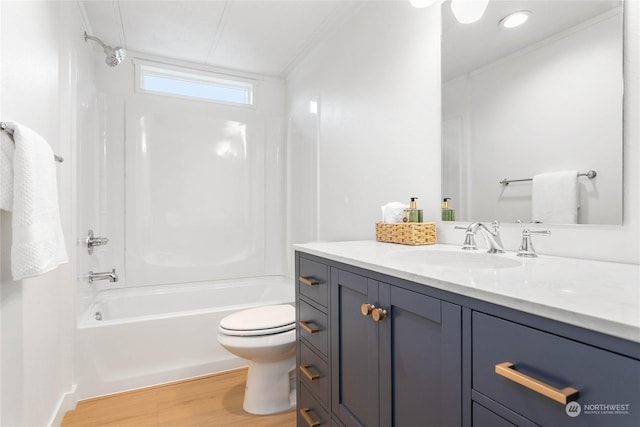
(62, 369, 296, 427)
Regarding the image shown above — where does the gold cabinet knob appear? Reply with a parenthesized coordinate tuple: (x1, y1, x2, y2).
(361, 303, 375, 316)
(372, 308, 388, 322)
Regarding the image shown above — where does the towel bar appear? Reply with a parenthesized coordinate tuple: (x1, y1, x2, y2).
(1, 122, 64, 163)
(499, 170, 596, 186)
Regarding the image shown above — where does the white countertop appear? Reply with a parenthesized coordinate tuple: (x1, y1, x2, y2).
(293, 241, 640, 343)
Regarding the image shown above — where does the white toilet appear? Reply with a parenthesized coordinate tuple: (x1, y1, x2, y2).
(217, 304, 297, 415)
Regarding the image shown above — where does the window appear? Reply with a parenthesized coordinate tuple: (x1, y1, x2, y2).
(135, 62, 255, 107)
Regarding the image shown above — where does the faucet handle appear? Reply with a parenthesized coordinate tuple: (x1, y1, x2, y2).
(455, 225, 478, 250)
(86, 229, 109, 255)
(518, 229, 551, 258)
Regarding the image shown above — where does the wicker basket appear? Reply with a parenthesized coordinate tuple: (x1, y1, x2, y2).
(375, 222, 437, 246)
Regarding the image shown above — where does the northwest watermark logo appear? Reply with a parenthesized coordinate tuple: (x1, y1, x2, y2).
(566, 402, 581, 417)
(566, 401, 631, 417)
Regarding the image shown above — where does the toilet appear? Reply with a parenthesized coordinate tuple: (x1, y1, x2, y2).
(217, 304, 296, 415)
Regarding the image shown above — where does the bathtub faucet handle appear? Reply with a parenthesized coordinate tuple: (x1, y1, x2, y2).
(86, 229, 109, 255)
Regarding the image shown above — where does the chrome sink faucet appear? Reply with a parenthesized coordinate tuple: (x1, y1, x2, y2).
(455, 221, 505, 254)
(88, 269, 119, 283)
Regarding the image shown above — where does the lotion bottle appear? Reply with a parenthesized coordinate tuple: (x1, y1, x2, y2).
(403, 197, 423, 223)
(442, 198, 455, 221)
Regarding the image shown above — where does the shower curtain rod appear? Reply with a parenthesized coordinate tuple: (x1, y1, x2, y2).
(1, 122, 64, 163)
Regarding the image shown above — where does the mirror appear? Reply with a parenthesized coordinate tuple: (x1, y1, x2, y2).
(441, 0, 623, 225)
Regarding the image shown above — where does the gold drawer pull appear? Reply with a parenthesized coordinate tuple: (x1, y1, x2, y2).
(495, 362, 579, 404)
(300, 364, 321, 381)
(299, 276, 320, 286)
(300, 407, 321, 427)
(299, 321, 320, 334)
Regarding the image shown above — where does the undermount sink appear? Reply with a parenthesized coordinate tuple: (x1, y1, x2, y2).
(387, 249, 521, 269)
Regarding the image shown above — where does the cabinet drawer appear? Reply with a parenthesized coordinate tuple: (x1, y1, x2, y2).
(473, 402, 516, 427)
(298, 383, 330, 427)
(299, 299, 329, 356)
(473, 312, 640, 426)
(300, 343, 329, 407)
(299, 257, 329, 307)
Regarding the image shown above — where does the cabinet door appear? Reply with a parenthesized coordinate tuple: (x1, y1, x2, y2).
(379, 283, 462, 427)
(331, 268, 380, 427)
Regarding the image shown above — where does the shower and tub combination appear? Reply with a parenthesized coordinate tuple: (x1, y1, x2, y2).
(76, 38, 293, 408)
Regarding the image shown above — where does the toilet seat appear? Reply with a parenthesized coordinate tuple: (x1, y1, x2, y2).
(219, 304, 295, 337)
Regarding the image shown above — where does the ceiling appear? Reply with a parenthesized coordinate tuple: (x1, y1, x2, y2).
(79, 0, 359, 77)
(80, 1, 622, 80)
(442, 0, 621, 82)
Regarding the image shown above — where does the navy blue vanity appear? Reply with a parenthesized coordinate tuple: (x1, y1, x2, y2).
(294, 242, 640, 427)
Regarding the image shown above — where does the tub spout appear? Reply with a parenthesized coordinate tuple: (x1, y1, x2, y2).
(89, 269, 118, 283)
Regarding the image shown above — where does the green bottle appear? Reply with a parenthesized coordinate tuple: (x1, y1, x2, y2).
(442, 198, 456, 221)
(403, 197, 423, 223)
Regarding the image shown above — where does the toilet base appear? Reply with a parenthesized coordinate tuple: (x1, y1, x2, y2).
(243, 356, 296, 415)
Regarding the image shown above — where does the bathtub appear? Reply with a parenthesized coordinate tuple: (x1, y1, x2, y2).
(76, 275, 294, 399)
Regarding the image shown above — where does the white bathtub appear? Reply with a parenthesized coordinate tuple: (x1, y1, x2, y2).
(76, 275, 294, 399)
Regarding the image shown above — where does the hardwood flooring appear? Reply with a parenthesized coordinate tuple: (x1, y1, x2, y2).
(62, 369, 296, 427)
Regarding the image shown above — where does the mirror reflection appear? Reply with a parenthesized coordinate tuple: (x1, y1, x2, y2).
(441, 0, 623, 225)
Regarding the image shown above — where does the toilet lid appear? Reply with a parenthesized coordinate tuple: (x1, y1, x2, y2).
(219, 304, 295, 337)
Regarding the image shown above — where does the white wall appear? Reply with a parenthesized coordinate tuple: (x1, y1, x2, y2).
(287, 2, 441, 254)
(0, 1, 87, 425)
(288, 0, 639, 265)
(443, 10, 622, 225)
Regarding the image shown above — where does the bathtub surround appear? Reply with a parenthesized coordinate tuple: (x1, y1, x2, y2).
(85, 54, 287, 293)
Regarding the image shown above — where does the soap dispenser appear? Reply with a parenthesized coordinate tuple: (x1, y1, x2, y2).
(442, 198, 456, 221)
(403, 197, 423, 223)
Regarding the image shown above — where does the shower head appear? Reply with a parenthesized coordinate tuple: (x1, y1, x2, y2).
(84, 31, 127, 67)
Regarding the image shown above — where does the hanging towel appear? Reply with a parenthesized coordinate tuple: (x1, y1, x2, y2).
(531, 170, 579, 224)
(1, 130, 14, 210)
(3, 121, 68, 280)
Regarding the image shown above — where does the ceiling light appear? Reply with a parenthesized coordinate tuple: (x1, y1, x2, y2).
(500, 11, 531, 28)
(450, 0, 490, 24)
(410, 0, 441, 8)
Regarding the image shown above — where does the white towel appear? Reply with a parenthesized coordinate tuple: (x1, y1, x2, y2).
(531, 170, 579, 224)
(1, 131, 14, 210)
(3, 121, 68, 280)
(381, 202, 408, 223)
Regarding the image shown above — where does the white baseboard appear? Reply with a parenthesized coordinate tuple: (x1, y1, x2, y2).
(47, 384, 78, 427)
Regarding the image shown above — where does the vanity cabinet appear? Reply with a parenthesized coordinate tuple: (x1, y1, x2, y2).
(296, 252, 462, 427)
(295, 250, 640, 427)
(331, 268, 462, 427)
